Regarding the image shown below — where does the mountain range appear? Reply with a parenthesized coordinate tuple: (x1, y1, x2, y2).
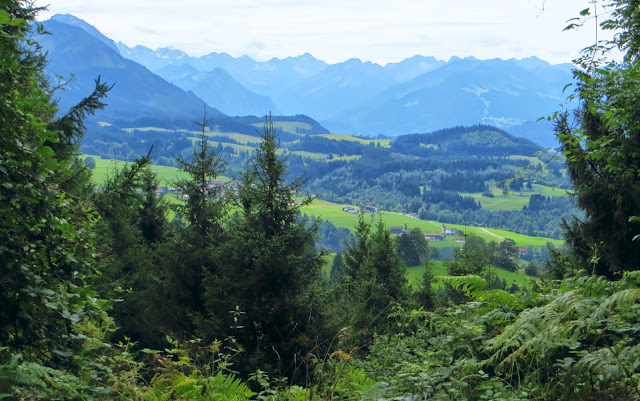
(42, 14, 574, 147)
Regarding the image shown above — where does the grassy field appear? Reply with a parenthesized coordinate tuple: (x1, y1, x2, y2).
(90, 156, 187, 185)
(316, 133, 391, 148)
(484, 227, 564, 247)
(207, 132, 260, 144)
(461, 183, 570, 211)
(251, 121, 311, 134)
(322, 258, 536, 290)
(301, 199, 563, 248)
(301, 200, 442, 233)
(406, 261, 534, 289)
(88, 155, 230, 186)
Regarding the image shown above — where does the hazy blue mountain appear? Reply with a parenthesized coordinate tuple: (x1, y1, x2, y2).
(49, 14, 120, 55)
(116, 43, 328, 96)
(507, 119, 559, 149)
(274, 58, 398, 121)
(384, 55, 446, 82)
(155, 63, 280, 116)
(49, 14, 572, 146)
(39, 19, 225, 125)
(323, 57, 573, 137)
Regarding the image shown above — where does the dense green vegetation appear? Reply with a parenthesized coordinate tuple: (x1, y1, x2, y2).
(78, 99, 577, 240)
(3, 1, 640, 400)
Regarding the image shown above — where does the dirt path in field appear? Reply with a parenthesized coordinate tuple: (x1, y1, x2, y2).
(478, 227, 505, 240)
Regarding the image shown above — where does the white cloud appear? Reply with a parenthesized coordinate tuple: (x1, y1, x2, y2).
(37, 0, 609, 65)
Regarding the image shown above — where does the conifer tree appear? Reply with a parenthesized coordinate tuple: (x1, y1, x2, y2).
(556, 0, 640, 277)
(330, 252, 345, 283)
(160, 114, 228, 338)
(205, 115, 323, 381)
(340, 216, 407, 342)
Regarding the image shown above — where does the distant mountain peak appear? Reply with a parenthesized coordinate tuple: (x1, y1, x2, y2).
(49, 14, 120, 55)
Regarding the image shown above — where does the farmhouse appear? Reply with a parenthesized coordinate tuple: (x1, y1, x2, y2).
(425, 233, 444, 241)
(390, 226, 404, 235)
(364, 205, 378, 213)
(343, 206, 359, 214)
(454, 237, 466, 244)
(444, 227, 457, 235)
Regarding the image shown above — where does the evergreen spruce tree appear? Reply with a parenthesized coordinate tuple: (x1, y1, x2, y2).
(330, 252, 345, 283)
(205, 115, 323, 381)
(91, 155, 170, 347)
(341, 216, 407, 343)
(161, 114, 228, 338)
(555, 0, 640, 277)
(418, 258, 436, 310)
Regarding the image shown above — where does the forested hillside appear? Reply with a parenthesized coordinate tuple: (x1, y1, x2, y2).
(3, 1, 640, 400)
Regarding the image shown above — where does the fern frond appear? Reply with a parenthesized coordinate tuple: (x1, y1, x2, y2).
(592, 288, 640, 321)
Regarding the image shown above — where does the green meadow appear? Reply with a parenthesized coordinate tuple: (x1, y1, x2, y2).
(301, 199, 563, 248)
(251, 121, 311, 134)
(87, 155, 229, 186)
(316, 133, 392, 148)
(301, 200, 442, 233)
(461, 183, 571, 211)
(406, 261, 534, 289)
(323, 256, 535, 289)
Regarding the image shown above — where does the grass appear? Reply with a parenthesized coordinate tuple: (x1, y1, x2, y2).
(316, 133, 391, 148)
(323, 255, 535, 290)
(207, 132, 260, 144)
(483, 228, 564, 247)
(461, 183, 570, 212)
(406, 261, 535, 289)
(88, 155, 229, 186)
(301, 199, 563, 248)
(301, 200, 442, 233)
(251, 121, 311, 134)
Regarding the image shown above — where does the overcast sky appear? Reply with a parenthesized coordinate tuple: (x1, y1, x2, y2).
(37, 0, 608, 65)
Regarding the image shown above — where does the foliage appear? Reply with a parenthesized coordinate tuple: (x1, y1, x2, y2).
(338, 216, 408, 345)
(556, 1, 640, 277)
(203, 115, 325, 382)
(396, 228, 428, 267)
(0, 3, 123, 397)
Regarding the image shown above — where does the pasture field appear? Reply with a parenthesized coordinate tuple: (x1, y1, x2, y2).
(301, 200, 442, 233)
(461, 183, 570, 211)
(483, 227, 564, 247)
(90, 156, 187, 185)
(316, 133, 391, 148)
(251, 121, 311, 134)
(90, 157, 563, 248)
(88, 155, 229, 185)
(122, 127, 195, 134)
(406, 261, 534, 289)
(301, 199, 563, 248)
(508, 155, 544, 165)
(207, 132, 260, 144)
